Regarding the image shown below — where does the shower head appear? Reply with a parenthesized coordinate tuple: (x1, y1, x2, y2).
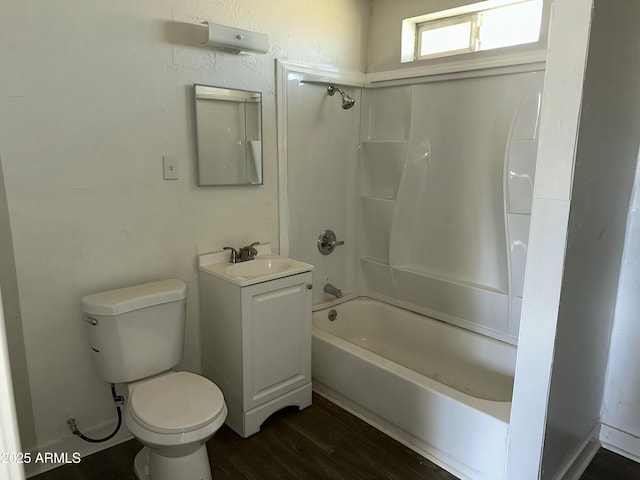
(327, 85, 356, 110)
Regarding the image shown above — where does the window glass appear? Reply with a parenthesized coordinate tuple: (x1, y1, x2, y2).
(420, 20, 473, 57)
(478, 1, 543, 51)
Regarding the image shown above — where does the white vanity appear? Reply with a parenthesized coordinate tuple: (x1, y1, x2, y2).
(198, 244, 314, 437)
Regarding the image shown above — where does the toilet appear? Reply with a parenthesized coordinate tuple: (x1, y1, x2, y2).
(81, 279, 227, 480)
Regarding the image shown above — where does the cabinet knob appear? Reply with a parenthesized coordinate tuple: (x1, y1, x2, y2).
(306, 284, 313, 290)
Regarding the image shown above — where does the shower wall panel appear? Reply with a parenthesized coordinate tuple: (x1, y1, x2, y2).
(285, 77, 361, 302)
(359, 71, 544, 343)
(397, 77, 524, 291)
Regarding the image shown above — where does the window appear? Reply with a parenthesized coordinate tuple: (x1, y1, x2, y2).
(403, 0, 544, 62)
(418, 15, 475, 58)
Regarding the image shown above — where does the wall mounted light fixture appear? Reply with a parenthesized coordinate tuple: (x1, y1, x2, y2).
(203, 22, 269, 55)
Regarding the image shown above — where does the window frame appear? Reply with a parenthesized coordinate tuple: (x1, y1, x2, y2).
(411, 0, 543, 63)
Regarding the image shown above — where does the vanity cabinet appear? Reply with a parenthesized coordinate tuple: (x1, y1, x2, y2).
(199, 262, 313, 438)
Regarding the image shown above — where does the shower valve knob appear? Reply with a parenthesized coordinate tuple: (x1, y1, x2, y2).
(317, 230, 344, 255)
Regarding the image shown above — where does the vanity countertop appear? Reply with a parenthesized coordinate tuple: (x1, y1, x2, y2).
(198, 244, 314, 287)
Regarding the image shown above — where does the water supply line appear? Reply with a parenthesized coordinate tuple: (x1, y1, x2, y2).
(67, 383, 124, 443)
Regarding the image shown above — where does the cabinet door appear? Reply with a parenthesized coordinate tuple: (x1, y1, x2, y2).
(242, 272, 312, 410)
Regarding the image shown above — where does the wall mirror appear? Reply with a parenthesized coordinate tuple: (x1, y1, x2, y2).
(194, 84, 263, 186)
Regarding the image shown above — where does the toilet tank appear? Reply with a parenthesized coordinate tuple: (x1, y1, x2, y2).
(81, 279, 187, 383)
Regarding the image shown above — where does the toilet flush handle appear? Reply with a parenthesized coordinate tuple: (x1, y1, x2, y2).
(83, 316, 98, 326)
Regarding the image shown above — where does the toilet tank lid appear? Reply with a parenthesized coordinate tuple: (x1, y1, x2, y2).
(81, 279, 187, 316)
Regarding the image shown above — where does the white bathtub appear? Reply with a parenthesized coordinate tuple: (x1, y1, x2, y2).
(312, 297, 517, 480)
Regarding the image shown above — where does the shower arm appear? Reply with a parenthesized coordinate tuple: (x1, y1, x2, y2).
(327, 85, 340, 96)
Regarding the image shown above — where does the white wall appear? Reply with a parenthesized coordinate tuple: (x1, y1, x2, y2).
(600, 22, 640, 459)
(541, 1, 640, 476)
(601, 156, 640, 461)
(0, 0, 368, 463)
(508, 1, 640, 478)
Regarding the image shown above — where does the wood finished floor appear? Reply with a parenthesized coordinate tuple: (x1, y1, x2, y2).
(31, 393, 640, 480)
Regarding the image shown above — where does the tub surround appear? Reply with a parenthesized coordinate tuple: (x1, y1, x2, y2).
(359, 71, 544, 344)
(282, 62, 543, 480)
(280, 62, 544, 344)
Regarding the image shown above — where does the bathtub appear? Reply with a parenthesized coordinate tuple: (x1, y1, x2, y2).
(312, 297, 517, 480)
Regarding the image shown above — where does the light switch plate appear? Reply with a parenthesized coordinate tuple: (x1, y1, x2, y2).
(163, 155, 179, 180)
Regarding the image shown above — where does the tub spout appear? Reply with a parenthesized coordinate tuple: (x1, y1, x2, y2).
(324, 283, 342, 299)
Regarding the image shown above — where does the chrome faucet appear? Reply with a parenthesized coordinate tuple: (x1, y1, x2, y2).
(324, 283, 342, 299)
(239, 242, 259, 262)
(223, 242, 259, 263)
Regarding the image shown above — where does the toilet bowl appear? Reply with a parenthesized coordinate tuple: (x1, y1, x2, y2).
(125, 371, 227, 480)
(82, 279, 228, 480)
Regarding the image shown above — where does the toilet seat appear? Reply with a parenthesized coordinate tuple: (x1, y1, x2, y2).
(128, 371, 225, 434)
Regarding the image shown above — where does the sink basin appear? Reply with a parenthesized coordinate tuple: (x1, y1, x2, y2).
(225, 259, 292, 277)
